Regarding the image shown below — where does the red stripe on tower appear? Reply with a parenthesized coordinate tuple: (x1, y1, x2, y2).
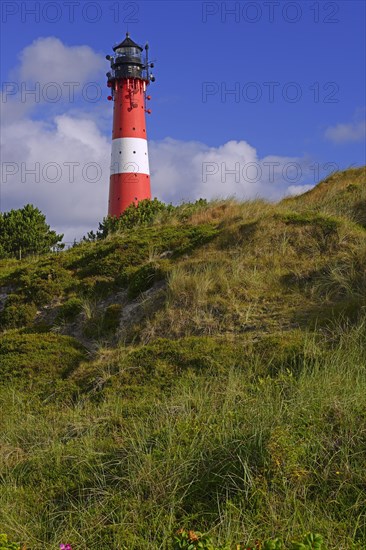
(106, 33, 155, 217)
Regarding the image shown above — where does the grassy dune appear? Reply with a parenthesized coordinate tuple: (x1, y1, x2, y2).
(0, 168, 365, 549)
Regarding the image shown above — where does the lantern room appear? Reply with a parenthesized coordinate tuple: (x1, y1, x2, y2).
(107, 33, 145, 81)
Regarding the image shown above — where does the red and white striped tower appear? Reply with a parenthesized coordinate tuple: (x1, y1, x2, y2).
(106, 33, 155, 217)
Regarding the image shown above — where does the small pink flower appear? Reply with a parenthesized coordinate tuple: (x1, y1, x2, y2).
(60, 545, 72, 550)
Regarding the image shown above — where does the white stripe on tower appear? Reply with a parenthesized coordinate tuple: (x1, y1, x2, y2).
(110, 137, 150, 176)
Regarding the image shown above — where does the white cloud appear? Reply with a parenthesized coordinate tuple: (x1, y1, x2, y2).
(1, 37, 111, 241)
(287, 184, 314, 196)
(1, 114, 110, 242)
(325, 118, 366, 144)
(17, 36, 105, 86)
(1, 37, 106, 125)
(150, 138, 310, 204)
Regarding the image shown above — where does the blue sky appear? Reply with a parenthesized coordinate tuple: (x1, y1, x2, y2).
(1, 1, 365, 240)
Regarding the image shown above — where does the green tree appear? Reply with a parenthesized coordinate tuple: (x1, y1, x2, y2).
(0, 204, 64, 258)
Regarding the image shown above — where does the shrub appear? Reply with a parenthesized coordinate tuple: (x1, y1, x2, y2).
(56, 296, 83, 322)
(172, 528, 229, 549)
(252, 331, 321, 377)
(86, 199, 212, 240)
(0, 297, 37, 330)
(127, 262, 166, 298)
(9, 258, 73, 306)
(94, 198, 171, 238)
(0, 331, 87, 385)
(77, 275, 117, 298)
(82, 303, 122, 339)
(172, 530, 326, 550)
(0, 534, 21, 550)
(102, 303, 123, 334)
(72, 225, 218, 288)
(104, 337, 242, 391)
(278, 212, 339, 232)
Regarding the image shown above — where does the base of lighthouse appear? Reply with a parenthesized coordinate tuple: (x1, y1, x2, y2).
(108, 173, 151, 216)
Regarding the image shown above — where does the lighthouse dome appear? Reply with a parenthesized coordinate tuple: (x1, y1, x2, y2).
(113, 33, 143, 56)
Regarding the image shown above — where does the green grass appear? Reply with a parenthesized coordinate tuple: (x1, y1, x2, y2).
(0, 168, 365, 548)
(0, 331, 87, 397)
(0, 323, 365, 548)
(282, 166, 366, 228)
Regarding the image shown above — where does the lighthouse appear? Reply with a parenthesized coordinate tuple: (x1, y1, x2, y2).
(106, 33, 155, 217)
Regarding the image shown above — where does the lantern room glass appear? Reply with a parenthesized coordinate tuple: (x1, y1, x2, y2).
(115, 46, 141, 58)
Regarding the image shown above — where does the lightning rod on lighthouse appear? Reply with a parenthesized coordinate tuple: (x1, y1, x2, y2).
(106, 33, 155, 217)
